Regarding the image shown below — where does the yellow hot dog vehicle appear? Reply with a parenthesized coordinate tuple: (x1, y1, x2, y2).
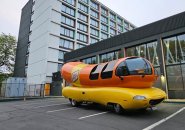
(61, 57, 166, 113)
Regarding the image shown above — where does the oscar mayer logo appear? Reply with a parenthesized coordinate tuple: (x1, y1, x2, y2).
(72, 70, 79, 82)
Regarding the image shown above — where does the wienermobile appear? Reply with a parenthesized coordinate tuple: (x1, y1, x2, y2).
(61, 57, 166, 113)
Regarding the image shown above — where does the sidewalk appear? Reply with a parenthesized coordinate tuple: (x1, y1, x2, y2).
(164, 99, 185, 104)
(0, 97, 43, 102)
(0, 96, 64, 102)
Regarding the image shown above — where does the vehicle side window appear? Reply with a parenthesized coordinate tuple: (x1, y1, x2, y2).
(101, 60, 117, 79)
(115, 61, 129, 76)
(126, 58, 152, 75)
(89, 64, 105, 80)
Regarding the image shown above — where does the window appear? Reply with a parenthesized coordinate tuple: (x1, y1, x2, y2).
(90, 18, 99, 27)
(117, 17, 123, 24)
(147, 41, 159, 66)
(110, 21, 116, 28)
(163, 37, 180, 65)
(101, 60, 117, 79)
(60, 27, 74, 38)
(90, 0, 98, 10)
(100, 53, 107, 63)
(89, 64, 105, 80)
(101, 32, 108, 39)
(77, 22, 88, 32)
(124, 28, 129, 32)
(163, 34, 185, 65)
(136, 44, 147, 58)
(90, 9, 98, 18)
(80, 0, 88, 4)
(110, 13, 116, 20)
(27, 44, 30, 54)
(82, 56, 97, 64)
(126, 58, 152, 75)
(78, 3, 88, 13)
(91, 28, 99, 37)
(118, 25, 123, 32)
(100, 50, 122, 63)
(101, 15, 108, 23)
(101, 7, 107, 15)
(78, 12, 88, 22)
(91, 57, 97, 64)
(124, 21, 129, 29)
(76, 43, 85, 49)
(25, 67, 28, 76)
(58, 64, 63, 71)
(101, 24, 108, 32)
(59, 39, 74, 49)
(25, 55, 29, 65)
(61, 4, 75, 16)
(61, 15, 75, 27)
(90, 37, 99, 44)
(110, 28, 116, 35)
(77, 33, 87, 43)
(58, 51, 66, 61)
(166, 65, 184, 90)
(177, 34, 185, 63)
(63, 0, 75, 6)
(115, 61, 128, 76)
(126, 47, 135, 57)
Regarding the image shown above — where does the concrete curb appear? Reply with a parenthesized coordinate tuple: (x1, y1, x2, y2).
(0, 97, 43, 102)
(0, 96, 64, 102)
(44, 96, 64, 98)
(164, 99, 185, 104)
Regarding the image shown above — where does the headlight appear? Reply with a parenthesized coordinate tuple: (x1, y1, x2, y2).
(133, 95, 146, 100)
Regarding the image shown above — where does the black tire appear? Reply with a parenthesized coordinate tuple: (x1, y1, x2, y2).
(69, 99, 80, 107)
(114, 103, 123, 114)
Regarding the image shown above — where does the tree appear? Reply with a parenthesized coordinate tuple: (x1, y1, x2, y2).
(0, 33, 17, 74)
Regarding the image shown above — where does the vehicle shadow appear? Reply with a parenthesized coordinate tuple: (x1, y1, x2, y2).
(77, 103, 160, 117)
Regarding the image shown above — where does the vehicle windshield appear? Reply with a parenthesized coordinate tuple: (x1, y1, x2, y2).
(125, 58, 152, 75)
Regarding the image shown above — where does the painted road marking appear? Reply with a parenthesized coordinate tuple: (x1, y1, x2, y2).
(78, 111, 108, 120)
(33, 103, 69, 109)
(47, 107, 75, 113)
(143, 107, 185, 130)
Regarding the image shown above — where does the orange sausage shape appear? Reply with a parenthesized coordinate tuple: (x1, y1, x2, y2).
(61, 57, 157, 88)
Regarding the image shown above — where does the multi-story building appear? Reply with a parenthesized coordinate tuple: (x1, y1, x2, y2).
(14, 0, 136, 84)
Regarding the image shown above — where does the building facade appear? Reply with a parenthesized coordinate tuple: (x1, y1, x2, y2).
(14, 0, 33, 77)
(14, 0, 135, 84)
(64, 12, 185, 99)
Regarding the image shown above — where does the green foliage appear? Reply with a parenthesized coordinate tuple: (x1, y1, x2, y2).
(0, 33, 17, 73)
(0, 73, 12, 83)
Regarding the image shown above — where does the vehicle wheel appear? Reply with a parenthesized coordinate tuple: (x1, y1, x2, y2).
(69, 99, 80, 107)
(114, 103, 123, 114)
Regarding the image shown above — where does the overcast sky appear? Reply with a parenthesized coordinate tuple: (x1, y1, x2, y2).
(0, 0, 185, 39)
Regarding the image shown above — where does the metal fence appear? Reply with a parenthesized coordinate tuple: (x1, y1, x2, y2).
(0, 83, 45, 98)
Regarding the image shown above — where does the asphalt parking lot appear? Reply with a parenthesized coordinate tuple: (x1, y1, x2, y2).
(0, 98, 185, 130)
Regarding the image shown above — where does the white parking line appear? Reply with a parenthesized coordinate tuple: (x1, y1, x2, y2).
(143, 107, 185, 130)
(47, 107, 75, 113)
(78, 111, 108, 120)
(33, 103, 69, 109)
